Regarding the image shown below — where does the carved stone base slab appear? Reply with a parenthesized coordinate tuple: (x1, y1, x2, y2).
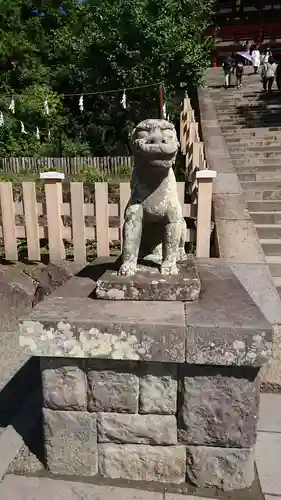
(95, 261, 201, 301)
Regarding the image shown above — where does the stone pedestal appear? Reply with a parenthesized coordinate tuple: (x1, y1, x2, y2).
(18, 259, 272, 491)
(95, 261, 201, 301)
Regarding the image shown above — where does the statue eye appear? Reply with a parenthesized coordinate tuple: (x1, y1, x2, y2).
(137, 131, 148, 138)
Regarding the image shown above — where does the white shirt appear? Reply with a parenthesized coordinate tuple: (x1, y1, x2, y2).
(262, 52, 271, 64)
(252, 50, 260, 67)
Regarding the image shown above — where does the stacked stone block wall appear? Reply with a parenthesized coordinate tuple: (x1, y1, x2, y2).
(41, 357, 258, 490)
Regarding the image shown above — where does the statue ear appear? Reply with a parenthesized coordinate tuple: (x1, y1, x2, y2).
(129, 128, 136, 141)
(130, 127, 136, 145)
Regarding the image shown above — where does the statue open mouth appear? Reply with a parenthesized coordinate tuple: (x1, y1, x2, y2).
(135, 139, 178, 157)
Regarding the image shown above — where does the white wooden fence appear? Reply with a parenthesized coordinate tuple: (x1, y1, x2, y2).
(0, 180, 196, 264)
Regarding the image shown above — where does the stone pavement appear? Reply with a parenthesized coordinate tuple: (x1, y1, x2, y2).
(256, 393, 281, 499)
(0, 476, 220, 500)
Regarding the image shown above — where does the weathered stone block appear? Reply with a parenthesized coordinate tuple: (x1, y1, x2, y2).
(19, 298, 185, 362)
(43, 409, 97, 476)
(41, 358, 87, 410)
(185, 262, 272, 366)
(99, 444, 186, 483)
(95, 262, 201, 302)
(87, 361, 138, 413)
(186, 445, 254, 491)
(178, 365, 259, 447)
(98, 414, 177, 444)
(139, 363, 177, 414)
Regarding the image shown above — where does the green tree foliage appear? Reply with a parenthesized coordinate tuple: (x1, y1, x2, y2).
(0, 0, 214, 156)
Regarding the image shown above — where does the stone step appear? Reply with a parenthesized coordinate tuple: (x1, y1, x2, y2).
(211, 94, 263, 100)
(248, 200, 281, 212)
(245, 190, 281, 201)
(228, 138, 281, 145)
(221, 123, 281, 131)
(221, 124, 281, 131)
(223, 129, 281, 137)
(217, 106, 281, 112)
(255, 224, 281, 239)
(250, 212, 281, 225)
(229, 146, 281, 154)
(233, 158, 281, 166)
(260, 239, 281, 256)
(219, 103, 281, 108)
(265, 256, 281, 277)
(219, 116, 281, 123)
(235, 165, 281, 174)
(222, 125, 281, 131)
(239, 172, 281, 182)
(216, 107, 269, 112)
(218, 112, 270, 116)
(224, 141, 281, 148)
(218, 113, 280, 120)
(211, 95, 261, 99)
(242, 181, 281, 191)
(226, 140, 281, 147)
(232, 154, 281, 161)
(273, 276, 281, 287)
(238, 173, 257, 182)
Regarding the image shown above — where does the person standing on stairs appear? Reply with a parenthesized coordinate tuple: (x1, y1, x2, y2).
(261, 47, 272, 66)
(222, 54, 235, 89)
(261, 56, 278, 93)
(243, 41, 251, 66)
(236, 59, 244, 89)
(251, 45, 261, 74)
(276, 60, 281, 91)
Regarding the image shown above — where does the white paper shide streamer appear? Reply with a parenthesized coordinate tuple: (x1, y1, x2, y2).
(0, 112, 4, 127)
(36, 126, 40, 140)
(44, 99, 49, 115)
(9, 97, 15, 114)
(121, 90, 127, 109)
(163, 102, 167, 120)
(79, 95, 84, 112)
(20, 121, 27, 134)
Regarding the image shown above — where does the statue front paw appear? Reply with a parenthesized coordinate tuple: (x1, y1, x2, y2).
(118, 262, 137, 277)
(178, 249, 188, 261)
(161, 260, 179, 276)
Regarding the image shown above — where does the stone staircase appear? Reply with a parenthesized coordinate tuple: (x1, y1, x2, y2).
(207, 68, 281, 296)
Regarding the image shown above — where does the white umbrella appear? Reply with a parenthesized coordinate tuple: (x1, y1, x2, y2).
(237, 51, 252, 63)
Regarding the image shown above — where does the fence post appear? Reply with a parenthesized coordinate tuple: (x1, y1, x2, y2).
(186, 121, 199, 175)
(40, 171, 66, 262)
(180, 95, 192, 155)
(195, 170, 217, 258)
(0, 182, 18, 260)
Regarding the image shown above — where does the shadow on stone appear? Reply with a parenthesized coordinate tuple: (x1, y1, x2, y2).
(77, 258, 121, 284)
(0, 357, 39, 430)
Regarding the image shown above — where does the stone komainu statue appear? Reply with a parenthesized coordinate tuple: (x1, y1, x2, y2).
(119, 118, 187, 277)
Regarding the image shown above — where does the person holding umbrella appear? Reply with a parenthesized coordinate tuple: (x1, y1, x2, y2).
(222, 54, 235, 88)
